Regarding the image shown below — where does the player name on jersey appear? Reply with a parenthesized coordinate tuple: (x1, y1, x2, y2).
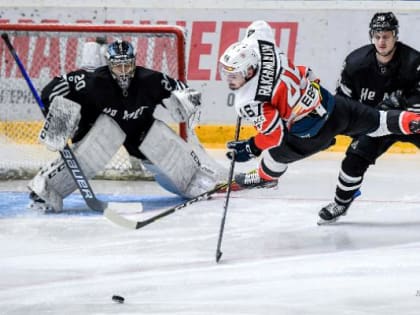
(256, 40, 277, 102)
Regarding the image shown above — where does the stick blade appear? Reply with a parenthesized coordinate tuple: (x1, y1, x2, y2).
(216, 250, 223, 263)
(86, 198, 108, 212)
(104, 202, 143, 229)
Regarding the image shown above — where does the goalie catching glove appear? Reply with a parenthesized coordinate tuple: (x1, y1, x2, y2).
(39, 96, 81, 151)
(162, 88, 201, 122)
(226, 137, 262, 162)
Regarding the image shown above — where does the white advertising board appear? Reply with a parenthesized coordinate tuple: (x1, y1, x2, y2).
(1, 1, 419, 124)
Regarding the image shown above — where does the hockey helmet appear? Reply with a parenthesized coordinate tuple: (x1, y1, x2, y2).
(219, 41, 259, 90)
(369, 12, 399, 38)
(245, 20, 275, 43)
(106, 40, 136, 92)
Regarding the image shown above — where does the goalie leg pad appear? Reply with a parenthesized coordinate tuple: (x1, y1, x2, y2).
(141, 161, 184, 196)
(139, 120, 226, 198)
(29, 114, 126, 211)
(39, 96, 81, 151)
(140, 120, 198, 196)
(186, 125, 229, 183)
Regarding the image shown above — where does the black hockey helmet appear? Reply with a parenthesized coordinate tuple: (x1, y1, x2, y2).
(106, 40, 136, 93)
(369, 12, 399, 38)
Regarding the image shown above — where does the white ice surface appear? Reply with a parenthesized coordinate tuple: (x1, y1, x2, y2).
(1, 150, 420, 314)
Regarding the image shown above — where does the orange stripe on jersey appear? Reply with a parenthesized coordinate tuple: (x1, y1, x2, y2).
(253, 102, 284, 150)
(254, 127, 283, 150)
(271, 82, 292, 119)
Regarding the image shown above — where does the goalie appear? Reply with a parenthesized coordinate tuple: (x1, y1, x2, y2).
(29, 39, 228, 212)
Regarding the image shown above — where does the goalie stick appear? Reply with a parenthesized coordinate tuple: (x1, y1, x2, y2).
(1, 33, 135, 213)
(104, 183, 228, 229)
(104, 172, 276, 230)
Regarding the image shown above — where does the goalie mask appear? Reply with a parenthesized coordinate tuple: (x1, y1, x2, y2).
(219, 42, 259, 90)
(106, 40, 136, 93)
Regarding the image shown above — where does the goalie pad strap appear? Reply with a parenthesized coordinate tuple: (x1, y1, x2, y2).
(39, 96, 81, 151)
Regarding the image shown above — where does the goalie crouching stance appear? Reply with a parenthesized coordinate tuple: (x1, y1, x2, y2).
(29, 39, 228, 212)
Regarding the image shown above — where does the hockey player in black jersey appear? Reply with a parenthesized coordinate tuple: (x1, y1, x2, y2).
(318, 12, 420, 224)
(29, 39, 227, 212)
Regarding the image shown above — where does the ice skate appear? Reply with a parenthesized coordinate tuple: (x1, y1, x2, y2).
(317, 201, 351, 225)
(214, 180, 244, 193)
(28, 191, 55, 213)
(234, 170, 278, 189)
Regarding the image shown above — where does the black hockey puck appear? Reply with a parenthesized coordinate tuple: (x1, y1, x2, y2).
(112, 295, 125, 303)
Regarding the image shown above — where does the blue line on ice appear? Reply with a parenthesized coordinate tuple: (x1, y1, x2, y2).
(0, 191, 185, 218)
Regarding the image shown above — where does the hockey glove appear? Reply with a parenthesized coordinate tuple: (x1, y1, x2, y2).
(39, 96, 81, 151)
(377, 95, 406, 111)
(226, 138, 261, 162)
(163, 88, 202, 123)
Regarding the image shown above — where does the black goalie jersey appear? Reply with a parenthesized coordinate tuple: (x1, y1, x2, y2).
(41, 66, 187, 158)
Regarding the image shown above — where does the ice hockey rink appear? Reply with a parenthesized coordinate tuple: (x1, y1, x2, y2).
(1, 149, 420, 315)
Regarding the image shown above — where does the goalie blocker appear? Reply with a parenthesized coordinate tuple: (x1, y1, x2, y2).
(39, 96, 81, 152)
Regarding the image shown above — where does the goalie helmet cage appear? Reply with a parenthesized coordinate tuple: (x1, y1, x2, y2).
(0, 23, 187, 180)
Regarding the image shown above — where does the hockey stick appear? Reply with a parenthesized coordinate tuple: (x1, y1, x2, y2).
(1, 32, 115, 212)
(215, 116, 242, 263)
(104, 183, 228, 229)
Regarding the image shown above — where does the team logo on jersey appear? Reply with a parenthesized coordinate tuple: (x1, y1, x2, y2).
(255, 40, 277, 102)
(360, 88, 376, 102)
(122, 107, 148, 120)
(252, 115, 266, 130)
(103, 107, 118, 117)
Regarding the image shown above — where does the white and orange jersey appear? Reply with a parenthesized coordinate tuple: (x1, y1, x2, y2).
(234, 40, 325, 150)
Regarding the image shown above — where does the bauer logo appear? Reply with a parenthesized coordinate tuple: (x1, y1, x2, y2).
(62, 149, 93, 199)
(255, 40, 277, 102)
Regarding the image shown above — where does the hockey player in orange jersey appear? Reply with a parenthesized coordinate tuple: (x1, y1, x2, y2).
(219, 20, 420, 190)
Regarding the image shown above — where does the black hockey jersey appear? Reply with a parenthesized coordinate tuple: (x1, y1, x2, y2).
(336, 42, 420, 107)
(41, 66, 187, 158)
